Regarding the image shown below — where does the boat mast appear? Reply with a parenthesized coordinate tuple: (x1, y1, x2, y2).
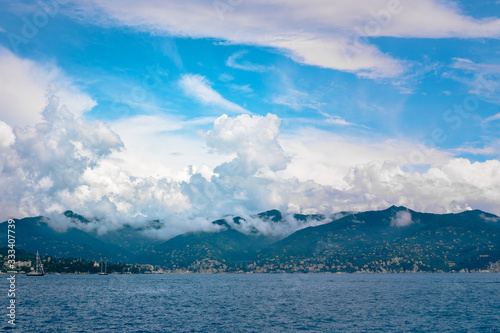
(26, 251, 45, 276)
(35, 251, 44, 274)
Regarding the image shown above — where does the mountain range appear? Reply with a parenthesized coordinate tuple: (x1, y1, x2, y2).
(1, 206, 499, 273)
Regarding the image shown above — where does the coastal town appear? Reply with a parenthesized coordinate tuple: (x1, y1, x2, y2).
(1, 249, 499, 275)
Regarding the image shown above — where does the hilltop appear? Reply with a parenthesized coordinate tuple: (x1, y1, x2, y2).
(1, 206, 499, 273)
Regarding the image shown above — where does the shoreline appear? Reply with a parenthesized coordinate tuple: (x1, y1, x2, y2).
(3, 271, 499, 275)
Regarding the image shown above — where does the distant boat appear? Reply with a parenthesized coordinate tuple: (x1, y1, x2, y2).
(98, 261, 108, 275)
(26, 251, 45, 276)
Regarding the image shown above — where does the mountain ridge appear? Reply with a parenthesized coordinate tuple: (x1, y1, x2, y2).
(1, 207, 498, 272)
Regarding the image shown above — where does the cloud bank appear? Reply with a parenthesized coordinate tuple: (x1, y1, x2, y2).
(1, 92, 499, 238)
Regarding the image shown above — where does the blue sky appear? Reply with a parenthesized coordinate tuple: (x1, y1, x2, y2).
(0, 0, 499, 235)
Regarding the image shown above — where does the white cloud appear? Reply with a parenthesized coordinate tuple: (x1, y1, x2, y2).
(324, 117, 354, 126)
(449, 58, 500, 105)
(161, 39, 183, 69)
(272, 89, 325, 111)
(484, 113, 500, 124)
(1, 106, 499, 238)
(223, 212, 337, 238)
(203, 113, 289, 175)
(229, 84, 253, 93)
(109, 114, 229, 181)
(318, 112, 364, 127)
(65, 0, 500, 79)
(226, 50, 273, 72)
(279, 128, 452, 187)
(219, 73, 234, 82)
(0, 121, 15, 148)
(179, 74, 249, 113)
(0, 47, 96, 128)
(341, 158, 500, 215)
(452, 141, 500, 157)
(0, 94, 122, 222)
(391, 210, 413, 227)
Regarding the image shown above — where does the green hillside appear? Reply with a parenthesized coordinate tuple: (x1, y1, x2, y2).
(1, 207, 498, 272)
(258, 206, 500, 272)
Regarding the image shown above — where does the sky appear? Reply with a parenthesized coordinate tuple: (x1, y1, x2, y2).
(0, 0, 499, 237)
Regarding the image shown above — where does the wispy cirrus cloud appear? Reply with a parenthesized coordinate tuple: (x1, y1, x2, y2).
(448, 58, 500, 104)
(228, 84, 253, 93)
(64, 0, 500, 79)
(179, 74, 249, 114)
(272, 89, 325, 111)
(226, 50, 274, 72)
(484, 113, 500, 124)
(452, 145, 500, 157)
(318, 111, 369, 128)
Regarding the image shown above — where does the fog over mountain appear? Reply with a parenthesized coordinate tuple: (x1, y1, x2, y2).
(1, 207, 498, 273)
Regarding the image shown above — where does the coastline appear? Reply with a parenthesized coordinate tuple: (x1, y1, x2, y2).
(3, 270, 499, 275)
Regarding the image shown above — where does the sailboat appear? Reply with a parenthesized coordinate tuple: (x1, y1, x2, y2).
(98, 261, 108, 275)
(26, 251, 45, 276)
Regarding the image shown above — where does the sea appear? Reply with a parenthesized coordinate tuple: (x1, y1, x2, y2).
(4, 273, 499, 332)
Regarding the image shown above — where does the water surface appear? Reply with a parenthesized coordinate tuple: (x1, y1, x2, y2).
(6, 273, 500, 332)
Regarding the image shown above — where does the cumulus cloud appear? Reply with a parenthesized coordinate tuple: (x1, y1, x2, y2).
(1, 97, 290, 236)
(391, 210, 413, 227)
(0, 95, 122, 219)
(279, 128, 451, 187)
(108, 114, 226, 181)
(203, 113, 289, 175)
(176, 114, 294, 222)
(0, 47, 96, 127)
(0, 121, 15, 148)
(342, 159, 500, 215)
(1, 98, 499, 239)
(179, 74, 249, 114)
(64, 0, 500, 79)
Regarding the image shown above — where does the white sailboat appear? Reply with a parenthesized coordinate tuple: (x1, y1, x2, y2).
(98, 261, 108, 275)
(26, 251, 45, 276)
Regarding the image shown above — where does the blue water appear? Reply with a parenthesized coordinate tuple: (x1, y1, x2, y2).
(4, 273, 499, 332)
